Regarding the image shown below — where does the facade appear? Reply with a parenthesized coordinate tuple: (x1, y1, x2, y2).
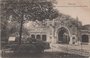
(24, 16, 90, 45)
(80, 25, 90, 45)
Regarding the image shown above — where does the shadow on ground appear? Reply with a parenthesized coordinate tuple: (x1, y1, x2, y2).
(1, 52, 88, 58)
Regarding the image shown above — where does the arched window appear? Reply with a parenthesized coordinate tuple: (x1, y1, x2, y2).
(36, 35, 41, 40)
(31, 34, 35, 39)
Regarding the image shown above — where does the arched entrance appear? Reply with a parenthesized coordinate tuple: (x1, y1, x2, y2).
(58, 27, 70, 44)
(82, 35, 89, 43)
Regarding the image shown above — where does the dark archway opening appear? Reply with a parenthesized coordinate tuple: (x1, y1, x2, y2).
(82, 35, 89, 43)
(58, 27, 70, 44)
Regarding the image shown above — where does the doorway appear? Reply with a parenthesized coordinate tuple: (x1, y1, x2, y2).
(58, 27, 70, 44)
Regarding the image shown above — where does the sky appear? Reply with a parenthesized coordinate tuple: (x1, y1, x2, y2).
(54, 0, 90, 25)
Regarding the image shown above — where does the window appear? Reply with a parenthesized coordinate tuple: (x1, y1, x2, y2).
(82, 35, 89, 42)
(36, 35, 41, 39)
(42, 35, 46, 41)
(31, 35, 35, 39)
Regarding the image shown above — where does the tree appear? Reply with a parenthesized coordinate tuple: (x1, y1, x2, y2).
(1, 0, 58, 21)
(1, 0, 59, 44)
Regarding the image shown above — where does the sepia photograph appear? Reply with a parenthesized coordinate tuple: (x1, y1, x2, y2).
(0, 0, 90, 58)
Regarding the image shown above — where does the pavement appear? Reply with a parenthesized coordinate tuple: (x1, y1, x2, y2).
(45, 44, 90, 57)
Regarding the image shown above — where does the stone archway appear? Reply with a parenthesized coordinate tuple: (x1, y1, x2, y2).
(58, 27, 70, 44)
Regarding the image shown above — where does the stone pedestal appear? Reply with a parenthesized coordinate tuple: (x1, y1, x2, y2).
(51, 36, 57, 44)
(69, 37, 73, 44)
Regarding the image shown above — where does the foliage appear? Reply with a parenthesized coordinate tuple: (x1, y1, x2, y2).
(1, 0, 58, 21)
(1, 0, 58, 42)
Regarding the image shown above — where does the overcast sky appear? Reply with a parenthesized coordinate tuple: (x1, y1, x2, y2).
(54, 0, 90, 25)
